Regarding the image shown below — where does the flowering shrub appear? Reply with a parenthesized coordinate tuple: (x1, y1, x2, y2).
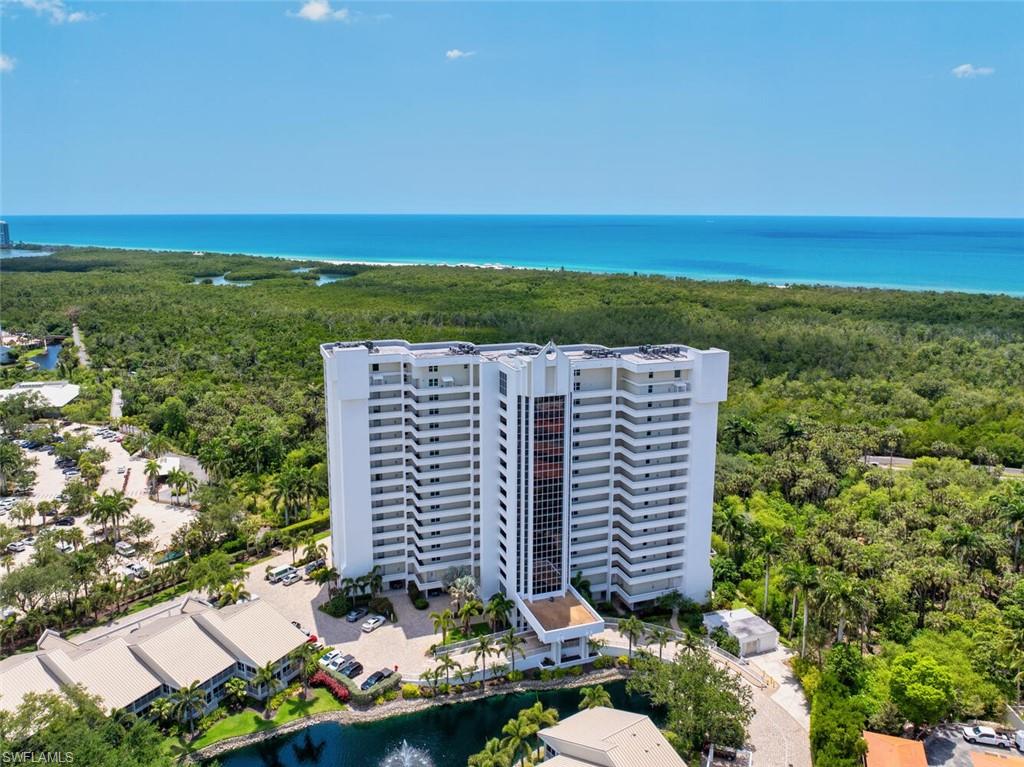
(311, 670, 351, 702)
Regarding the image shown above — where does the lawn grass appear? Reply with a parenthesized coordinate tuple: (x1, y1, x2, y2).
(165, 688, 346, 754)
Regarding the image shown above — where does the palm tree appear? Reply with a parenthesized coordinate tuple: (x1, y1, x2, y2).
(501, 714, 537, 765)
(522, 702, 559, 759)
(0, 442, 22, 496)
(290, 641, 320, 699)
(818, 569, 869, 644)
(587, 636, 607, 659)
(224, 677, 249, 710)
(90, 490, 135, 541)
(468, 738, 513, 767)
(430, 608, 455, 645)
(170, 681, 207, 737)
(758, 531, 783, 614)
(579, 684, 613, 710)
(219, 582, 251, 607)
(498, 629, 526, 674)
(149, 696, 174, 728)
(0, 615, 19, 654)
(459, 597, 484, 636)
(618, 615, 645, 660)
(303, 538, 327, 566)
(314, 566, 339, 595)
(146, 433, 172, 459)
(253, 661, 281, 716)
(367, 565, 383, 597)
(339, 576, 358, 602)
(448, 574, 477, 611)
(645, 625, 674, 661)
(436, 652, 461, 688)
(473, 635, 495, 683)
(179, 471, 198, 507)
(144, 459, 161, 499)
(485, 593, 515, 632)
(780, 559, 817, 655)
(995, 483, 1024, 572)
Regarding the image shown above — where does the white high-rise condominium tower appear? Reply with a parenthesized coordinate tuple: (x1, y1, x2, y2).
(322, 340, 728, 660)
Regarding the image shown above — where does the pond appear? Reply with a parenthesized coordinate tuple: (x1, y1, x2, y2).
(216, 681, 660, 767)
(33, 343, 62, 370)
(316, 274, 351, 287)
(192, 273, 252, 287)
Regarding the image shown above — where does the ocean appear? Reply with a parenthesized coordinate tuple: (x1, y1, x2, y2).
(4, 214, 1023, 295)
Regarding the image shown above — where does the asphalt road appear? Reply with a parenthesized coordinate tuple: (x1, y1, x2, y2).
(864, 456, 1023, 478)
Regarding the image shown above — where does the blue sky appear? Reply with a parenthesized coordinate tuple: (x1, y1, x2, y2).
(1, 1, 1022, 216)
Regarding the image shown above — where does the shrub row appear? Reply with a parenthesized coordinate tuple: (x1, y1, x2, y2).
(311, 670, 351, 703)
(322, 666, 402, 706)
(407, 581, 429, 610)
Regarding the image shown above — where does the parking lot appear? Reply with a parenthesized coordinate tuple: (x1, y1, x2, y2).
(244, 549, 449, 687)
(926, 725, 1024, 766)
(2, 424, 196, 573)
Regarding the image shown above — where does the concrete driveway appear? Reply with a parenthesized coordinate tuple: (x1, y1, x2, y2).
(747, 647, 811, 731)
(926, 725, 1024, 766)
(243, 549, 450, 685)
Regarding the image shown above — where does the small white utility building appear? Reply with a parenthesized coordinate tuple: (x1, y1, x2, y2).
(703, 608, 779, 657)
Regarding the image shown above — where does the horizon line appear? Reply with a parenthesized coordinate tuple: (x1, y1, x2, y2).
(3, 212, 1023, 221)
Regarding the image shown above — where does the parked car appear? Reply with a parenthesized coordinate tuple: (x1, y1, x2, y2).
(304, 558, 326, 576)
(55, 516, 75, 526)
(361, 615, 386, 633)
(281, 571, 302, 586)
(328, 654, 355, 672)
(116, 466, 127, 475)
(125, 563, 148, 579)
(55, 541, 74, 554)
(962, 726, 1012, 748)
(20, 536, 35, 547)
(115, 541, 136, 557)
(338, 661, 363, 679)
(345, 606, 369, 623)
(266, 565, 297, 584)
(360, 668, 394, 691)
(6, 541, 26, 553)
(318, 649, 341, 668)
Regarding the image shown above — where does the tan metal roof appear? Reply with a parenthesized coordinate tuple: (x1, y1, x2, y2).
(43, 639, 161, 711)
(123, 614, 235, 687)
(0, 654, 63, 714)
(539, 708, 687, 767)
(523, 592, 602, 631)
(194, 599, 309, 668)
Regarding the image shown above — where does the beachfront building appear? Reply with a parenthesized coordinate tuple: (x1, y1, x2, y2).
(537, 707, 687, 767)
(322, 339, 728, 662)
(0, 598, 308, 718)
(0, 221, 10, 249)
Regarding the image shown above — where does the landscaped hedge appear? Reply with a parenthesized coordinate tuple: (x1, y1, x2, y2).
(322, 666, 401, 706)
(311, 670, 351, 703)
(275, 514, 330, 540)
(407, 581, 429, 610)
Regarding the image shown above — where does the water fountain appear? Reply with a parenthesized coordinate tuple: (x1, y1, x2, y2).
(379, 740, 434, 767)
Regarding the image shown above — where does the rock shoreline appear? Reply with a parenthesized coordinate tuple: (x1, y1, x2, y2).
(189, 668, 630, 763)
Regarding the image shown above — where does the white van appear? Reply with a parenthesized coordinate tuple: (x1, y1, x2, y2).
(267, 565, 297, 584)
(1015, 730, 1024, 753)
(115, 541, 136, 557)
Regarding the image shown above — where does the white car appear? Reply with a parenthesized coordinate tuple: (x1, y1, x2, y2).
(361, 615, 386, 633)
(318, 649, 340, 668)
(962, 725, 1012, 748)
(5, 541, 26, 553)
(115, 541, 136, 557)
(281, 571, 302, 586)
(125, 563, 148, 579)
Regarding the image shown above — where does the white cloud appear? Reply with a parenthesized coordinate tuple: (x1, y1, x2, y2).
(9, 0, 93, 24)
(952, 63, 994, 79)
(446, 49, 475, 60)
(0, 54, 14, 73)
(291, 0, 350, 23)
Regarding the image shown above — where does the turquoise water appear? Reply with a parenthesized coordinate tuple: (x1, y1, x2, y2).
(34, 343, 62, 370)
(217, 681, 660, 767)
(4, 215, 1023, 295)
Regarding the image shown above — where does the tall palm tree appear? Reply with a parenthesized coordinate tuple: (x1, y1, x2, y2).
(144, 459, 161, 499)
(170, 681, 207, 737)
(149, 696, 174, 728)
(498, 629, 526, 674)
(522, 702, 559, 758)
(578, 685, 613, 710)
(473, 635, 495, 683)
(253, 661, 281, 716)
(303, 538, 327, 566)
(436, 652, 461, 687)
(459, 598, 484, 635)
(818, 569, 868, 644)
(146, 433, 172, 459)
(430, 608, 455, 645)
(758, 531, 783, 614)
(468, 738, 512, 767)
(618, 615, 645, 660)
(645, 625, 674, 661)
(780, 559, 817, 655)
(501, 714, 537, 766)
(367, 565, 383, 597)
(485, 593, 515, 632)
(180, 471, 198, 507)
(90, 489, 135, 541)
(995, 483, 1024, 572)
(314, 566, 339, 595)
(290, 641, 320, 699)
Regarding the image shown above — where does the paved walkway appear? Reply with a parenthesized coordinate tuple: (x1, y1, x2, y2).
(71, 324, 90, 367)
(110, 388, 122, 420)
(747, 647, 810, 732)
